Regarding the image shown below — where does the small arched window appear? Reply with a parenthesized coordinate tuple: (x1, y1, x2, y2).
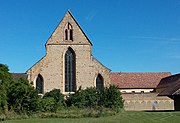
(65, 29, 68, 40)
(64, 23, 73, 41)
(70, 29, 73, 40)
(36, 74, 44, 94)
(65, 47, 76, 92)
(96, 74, 104, 90)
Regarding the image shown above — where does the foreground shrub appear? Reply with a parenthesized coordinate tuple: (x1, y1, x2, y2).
(41, 97, 56, 112)
(66, 85, 124, 110)
(66, 87, 100, 108)
(0, 86, 7, 113)
(7, 78, 41, 113)
(0, 64, 13, 87)
(0, 64, 13, 113)
(65, 87, 86, 108)
(99, 85, 124, 109)
(83, 87, 100, 108)
(42, 89, 65, 112)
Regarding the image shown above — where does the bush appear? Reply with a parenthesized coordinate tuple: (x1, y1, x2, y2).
(7, 78, 41, 113)
(0, 63, 124, 119)
(41, 97, 56, 112)
(66, 87, 86, 108)
(66, 85, 124, 110)
(83, 87, 100, 108)
(22, 88, 42, 113)
(42, 89, 65, 112)
(0, 64, 13, 87)
(66, 87, 100, 108)
(100, 85, 124, 109)
(0, 85, 7, 113)
(0, 64, 12, 113)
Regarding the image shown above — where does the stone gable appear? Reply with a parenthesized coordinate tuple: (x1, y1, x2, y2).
(46, 10, 92, 46)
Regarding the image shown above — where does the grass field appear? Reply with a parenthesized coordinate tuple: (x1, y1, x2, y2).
(2, 111, 180, 123)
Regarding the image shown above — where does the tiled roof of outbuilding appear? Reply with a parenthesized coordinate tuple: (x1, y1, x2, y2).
(110, 72, 171, 89)
(157, 73, 180, 96)
(12, 73, 27, 80)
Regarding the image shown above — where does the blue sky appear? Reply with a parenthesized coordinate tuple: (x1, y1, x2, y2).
(0, 0, 180, 74)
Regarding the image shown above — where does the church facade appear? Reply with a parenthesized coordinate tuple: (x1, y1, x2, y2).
(26, 10, 111, 94)
(24, 10, 175, 111)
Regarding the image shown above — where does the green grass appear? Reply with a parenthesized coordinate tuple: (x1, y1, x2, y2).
(2, 111, 180, 123)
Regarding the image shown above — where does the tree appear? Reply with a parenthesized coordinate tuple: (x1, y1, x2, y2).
(0, 64, 13, 87)
(0, 84, 7, 113)
(7, 78, 41, 113)
(0, 64, 12, 113)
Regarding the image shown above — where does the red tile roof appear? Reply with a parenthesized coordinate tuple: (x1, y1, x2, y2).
(157, 73, 180, 96)
(110, 72, 171, 89)
(12, 73, 27, 80)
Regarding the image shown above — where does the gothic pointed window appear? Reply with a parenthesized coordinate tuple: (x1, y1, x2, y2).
(70, 29, 73, 40)
(36, 74, 44, 94)
(64, 23, 73, 41)
(65, 47, 76, 92)
(65, 29, 68, 40)
(96, 74, 104, 90)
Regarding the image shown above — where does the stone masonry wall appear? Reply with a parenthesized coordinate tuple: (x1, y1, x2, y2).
(122, 93, 174, 111)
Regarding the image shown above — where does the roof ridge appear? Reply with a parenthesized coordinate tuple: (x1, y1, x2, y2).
(11, 73, 27, 74)
(111, 72, 171, 74)
(92, 56, 111, 71)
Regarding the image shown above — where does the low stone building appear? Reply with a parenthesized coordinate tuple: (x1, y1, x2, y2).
(110, 72, 174, 110)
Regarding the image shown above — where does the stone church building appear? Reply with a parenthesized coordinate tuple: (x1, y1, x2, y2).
(26, 10, 111, 94)
(22, 10, 175, 111)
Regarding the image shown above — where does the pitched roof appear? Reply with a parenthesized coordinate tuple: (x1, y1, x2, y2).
(110, 72, 171, 89)
(157, 73, 180, 96)
(12, 73, 28, 80)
